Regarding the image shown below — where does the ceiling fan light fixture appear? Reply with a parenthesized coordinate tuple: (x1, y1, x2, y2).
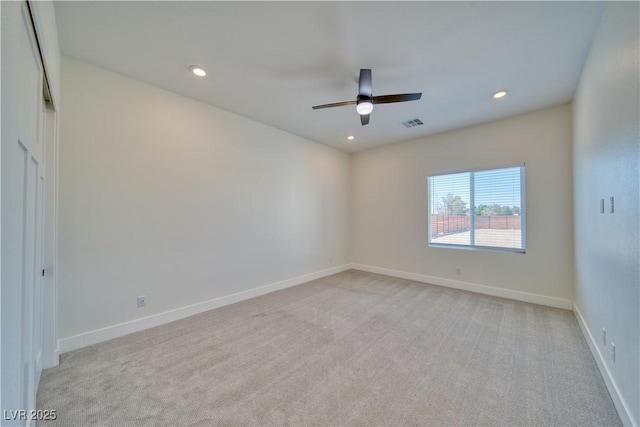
(356, 100, 373, 115)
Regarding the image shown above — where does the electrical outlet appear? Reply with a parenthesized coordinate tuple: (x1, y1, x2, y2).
(611, 342, 616, 362)
(455, 267, 461, 275)
(329, 257, 333, 264)
(602, 327, 606, 346)
(137, 295, 146, 308)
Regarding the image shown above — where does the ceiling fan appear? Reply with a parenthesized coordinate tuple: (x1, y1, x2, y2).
(312, 69, 422, 126)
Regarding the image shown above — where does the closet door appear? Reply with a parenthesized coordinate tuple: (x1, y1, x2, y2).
(1, 1, 47, 424)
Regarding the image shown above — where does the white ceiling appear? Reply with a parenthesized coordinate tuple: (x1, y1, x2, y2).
(54, 1, 604, 153)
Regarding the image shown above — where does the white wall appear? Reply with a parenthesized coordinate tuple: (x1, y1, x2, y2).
(58, 58, 351, 343)
(572, 2, 639, 425)
(352, 104, 574, 306)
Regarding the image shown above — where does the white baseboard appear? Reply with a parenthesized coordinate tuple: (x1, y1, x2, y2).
(573, 304, 636, 427)
(351, 263, 573, 310)
(58, 264, 351, 354)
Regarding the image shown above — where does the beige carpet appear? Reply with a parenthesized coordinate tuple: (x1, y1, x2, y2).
(37, 270, 621, 426)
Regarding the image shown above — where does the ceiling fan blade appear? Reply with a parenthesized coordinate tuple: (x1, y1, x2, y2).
(312, 100, 357, 110)
(358, 69, 372, 97)
(360, 114, 370, 126)
(373, 93, 422, 104)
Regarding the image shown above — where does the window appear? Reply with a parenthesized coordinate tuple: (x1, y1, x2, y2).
(428, 165, 525, 252)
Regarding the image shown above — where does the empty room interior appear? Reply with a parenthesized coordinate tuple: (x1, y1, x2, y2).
(2, 1, 639, 426)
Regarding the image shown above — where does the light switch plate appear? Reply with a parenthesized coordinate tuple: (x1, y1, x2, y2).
(609, 197, 614, 213)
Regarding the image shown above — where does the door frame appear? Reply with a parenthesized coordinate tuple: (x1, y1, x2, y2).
(41, 102, 58, 370)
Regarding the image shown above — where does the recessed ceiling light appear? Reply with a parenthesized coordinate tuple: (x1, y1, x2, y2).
(492, 90, 508, 99)
(347, 135, 355, 141)
(190, 66, 207, 77)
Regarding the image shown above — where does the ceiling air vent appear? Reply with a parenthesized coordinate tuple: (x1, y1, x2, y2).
(401, 118, 424, 128)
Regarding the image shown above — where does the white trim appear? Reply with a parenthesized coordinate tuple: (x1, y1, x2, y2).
(428, 162, 526, 178)
(42, 105, 58, 369)
(58, 264, 351, 353)
(351, 263, 573, 310)
(573, 304, 636, 427)
(428, 242, 526, 254)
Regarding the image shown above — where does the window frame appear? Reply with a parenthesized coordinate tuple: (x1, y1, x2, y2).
(427, 163, 526, 253)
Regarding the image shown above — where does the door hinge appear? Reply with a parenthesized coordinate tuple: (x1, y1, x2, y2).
(42, 269, 45, 277)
